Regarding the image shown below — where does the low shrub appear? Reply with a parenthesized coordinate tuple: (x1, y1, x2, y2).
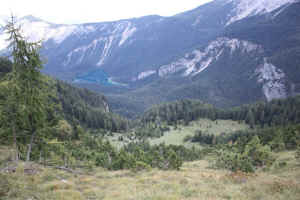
(215, 150, 254, 173)
(132, 161, 151, 172)
(215, 136, 275, 172)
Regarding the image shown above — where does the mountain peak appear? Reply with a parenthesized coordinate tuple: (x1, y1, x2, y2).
(21, 15, 45, 23)
(0, 15, 45, 27)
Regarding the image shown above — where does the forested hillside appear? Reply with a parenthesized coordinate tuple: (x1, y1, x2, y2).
(0, 57, 129, 132)
(56, 80, 129, 132)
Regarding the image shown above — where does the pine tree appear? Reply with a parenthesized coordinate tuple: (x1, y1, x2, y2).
(5, 16, 49, 162)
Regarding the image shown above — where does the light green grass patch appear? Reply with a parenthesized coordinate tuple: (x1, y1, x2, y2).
(150, 119, 249, 147)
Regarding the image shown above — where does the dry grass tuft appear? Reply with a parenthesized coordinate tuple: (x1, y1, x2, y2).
(223, 171, 257, 184)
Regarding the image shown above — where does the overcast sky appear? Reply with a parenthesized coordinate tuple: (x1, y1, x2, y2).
(1, 0, 212, 24)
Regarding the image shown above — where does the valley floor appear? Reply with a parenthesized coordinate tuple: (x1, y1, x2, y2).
(1, 151, 300, 200)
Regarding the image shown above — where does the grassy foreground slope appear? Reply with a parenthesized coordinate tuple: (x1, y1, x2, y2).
(1, 151, 299, 200)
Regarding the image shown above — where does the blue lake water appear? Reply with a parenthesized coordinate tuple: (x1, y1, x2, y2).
(73, 69, 127, 87)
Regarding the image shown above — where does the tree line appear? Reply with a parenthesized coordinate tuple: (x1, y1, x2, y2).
(140, 97, 300, 129)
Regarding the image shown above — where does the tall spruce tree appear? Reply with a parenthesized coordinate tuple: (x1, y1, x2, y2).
(5, 16, 48, 162)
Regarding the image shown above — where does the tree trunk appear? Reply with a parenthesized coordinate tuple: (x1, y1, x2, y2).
(12, 124, 19, 162)
(26, 131, 36, 162)
(39, 151, 42, 163)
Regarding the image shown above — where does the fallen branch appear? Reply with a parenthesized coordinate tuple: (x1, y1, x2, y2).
(52, 166, 82, 175)
(0, 164, 40, 175)
(0, 166, 17, 173)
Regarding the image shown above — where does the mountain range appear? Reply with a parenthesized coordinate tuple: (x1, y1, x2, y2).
(1, 0, 300, 117)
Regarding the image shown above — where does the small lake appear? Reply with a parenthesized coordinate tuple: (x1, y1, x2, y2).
(73, 69, 127, 87)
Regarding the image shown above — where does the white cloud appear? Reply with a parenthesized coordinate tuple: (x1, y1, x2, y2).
(0, 0, 212, 24)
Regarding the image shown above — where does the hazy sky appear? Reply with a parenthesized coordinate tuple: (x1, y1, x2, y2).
(1, 0, 212, 24)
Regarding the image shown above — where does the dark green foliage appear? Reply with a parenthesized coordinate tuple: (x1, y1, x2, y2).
(41, 135, 201, 171)
(229, 97, 300, 127)
(187, 130, 216, 145)
(211, 125, 300, 151)
(111, 149, 136, 170)
(215, 149, 254, 173)
(141, 99, 216, 126)
(134, 122, 170, 139)
(122, 142, 202, 170)
(0, 57, 12, 78)
(166, 149, 182, 170)
(56, 80, 129, 132)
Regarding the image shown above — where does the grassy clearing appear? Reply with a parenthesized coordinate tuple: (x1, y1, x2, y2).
(104, 132, 126, 149)
(150, 119, 249, 147)
(1, 150, 299, 200)
(105, 119, 249, 149)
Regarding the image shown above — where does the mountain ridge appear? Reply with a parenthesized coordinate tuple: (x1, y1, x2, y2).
(1, 0, 299, 117)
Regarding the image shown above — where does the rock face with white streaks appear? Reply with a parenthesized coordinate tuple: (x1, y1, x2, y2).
(158, 37, 261, 77)
(137, 70, 156, 80)
(256, 59, 287, 101)
(119, 22, 137, 46)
